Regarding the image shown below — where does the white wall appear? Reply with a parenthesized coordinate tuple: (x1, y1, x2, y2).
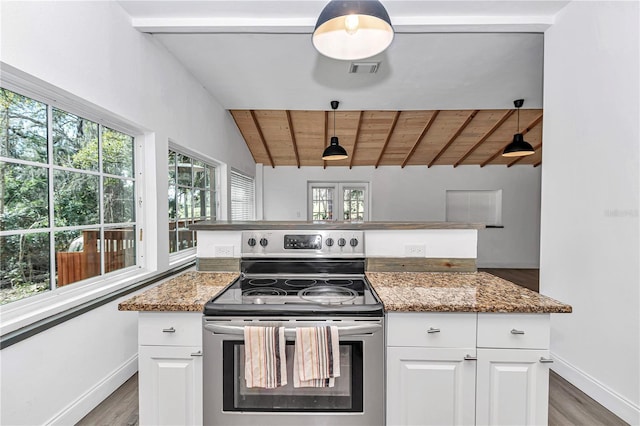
(541, 1, 640, 423)
(0, 1, 254, 424)
(262, 165, 542, 268)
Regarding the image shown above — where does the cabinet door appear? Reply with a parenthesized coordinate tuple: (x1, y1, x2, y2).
(387, 347, 476, 426)
(139, 345, 203, 426)
(476, 349, 550, 426)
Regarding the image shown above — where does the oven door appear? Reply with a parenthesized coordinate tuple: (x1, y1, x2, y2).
(203, 318, 384, 426)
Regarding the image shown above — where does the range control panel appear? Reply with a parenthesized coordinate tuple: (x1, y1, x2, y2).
(241, 230, 364, 257)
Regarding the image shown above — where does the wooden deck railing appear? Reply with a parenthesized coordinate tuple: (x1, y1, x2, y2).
(56, 229, 135, 286)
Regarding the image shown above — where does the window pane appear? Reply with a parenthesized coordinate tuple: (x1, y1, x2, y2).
(55, 229, 101, 286)
(103, 226, 136, 274)
(104, 177, 134, 224)
(204, 190, 212, 219)
(193, 188, 204, 219)
(177, 154, 192, 186)
(54, 170, 99, 226)
(168, 184, 176, 220)
(0, 162, 49, 231)
(169, 221, 177, 253)
(312, 187, 333, 220)
(168, 151, 176, 185)
(177, 187, 192, 219)
(0, 88, 48, 163)
(52, 108, 99, 170)
(102, 127, 134, 177)
(193, 160, 206, 188)
(0, 232, 51, 305)
(178, 220, 193, 249)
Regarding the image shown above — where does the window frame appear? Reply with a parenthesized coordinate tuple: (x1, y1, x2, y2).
(168, 143, 221, 259)
(307, 182, 370, 221)
(0, 67, 152, 335)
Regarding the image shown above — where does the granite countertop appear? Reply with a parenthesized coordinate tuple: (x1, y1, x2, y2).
(366, 271, 572, 313)
(190, 220, 484, 231)
(118, 271, 238, 312)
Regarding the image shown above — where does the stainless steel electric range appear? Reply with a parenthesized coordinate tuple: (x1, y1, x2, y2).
(203, 230, 384, 426)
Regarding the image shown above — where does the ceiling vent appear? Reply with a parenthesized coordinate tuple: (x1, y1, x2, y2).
(349, 62, 380, 74)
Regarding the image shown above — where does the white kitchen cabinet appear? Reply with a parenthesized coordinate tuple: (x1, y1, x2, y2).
(386, 312, 552, 426)
(386, 313, 477, 426)
(138, 312, 203, 426)
(387, 347, 476, 426)
(475, 348, 550, 426)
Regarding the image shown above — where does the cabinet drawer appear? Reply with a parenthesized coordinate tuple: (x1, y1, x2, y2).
(139, 312, 202, 346)
(477, 313, 549, 349)
(387, 312, 477, 348)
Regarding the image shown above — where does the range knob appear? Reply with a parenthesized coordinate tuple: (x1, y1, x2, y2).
(350, 238, 359, 247)
(259, 238, 268, 247)
(325, 238, 334, 247)
(247, 238, 256, 247)
(338, 238, 347, 247)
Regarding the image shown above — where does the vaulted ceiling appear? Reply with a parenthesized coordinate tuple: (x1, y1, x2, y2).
(118, 0, 563, 167)
(231, 108, 542, 167)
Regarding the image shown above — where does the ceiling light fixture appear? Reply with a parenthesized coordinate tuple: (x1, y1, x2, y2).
(312, 0, 394, 61)
(502, 99, 536, 157)
(322, 100, 348, 161)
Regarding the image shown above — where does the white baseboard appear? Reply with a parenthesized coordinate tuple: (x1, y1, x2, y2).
(551, 352, 640, 425)
(46, 354, 138, 426)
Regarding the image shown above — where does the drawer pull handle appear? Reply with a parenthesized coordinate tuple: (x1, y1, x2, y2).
(464, 355, 477, 361)
(539, 357, 554, 363)
(191, 350, 203, 357)
(427, 327, 441, 334)
(162, 327, 176, 333)
(510, 329, 525, 335)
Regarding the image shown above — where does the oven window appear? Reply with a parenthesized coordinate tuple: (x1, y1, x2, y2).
(222, 341, 363, 412)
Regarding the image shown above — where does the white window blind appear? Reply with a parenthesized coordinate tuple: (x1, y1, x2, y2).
(446, 189, 503, 226)
(231, 171, 255, 220)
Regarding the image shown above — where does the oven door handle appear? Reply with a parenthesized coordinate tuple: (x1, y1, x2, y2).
(204, 323, 382, 339)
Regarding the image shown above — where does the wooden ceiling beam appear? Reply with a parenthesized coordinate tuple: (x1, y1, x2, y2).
(428, 110, 478, 167)
(249, 110, 274, 168)
(323, 110, 328, 169)
(349, 111, 363, 169)
(534, 161, 542, 167)
(507, 142, 542, 167)
(401, 110, 439, 168)
(453, 109, 515, 167)
(375, 111, 401, 168)
(480, 112, 543, 167)
(285, 110, 300, 168)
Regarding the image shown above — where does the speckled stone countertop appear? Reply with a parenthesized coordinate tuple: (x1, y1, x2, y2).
(366, 272, 572, 313)
(118, 271, 238, 312)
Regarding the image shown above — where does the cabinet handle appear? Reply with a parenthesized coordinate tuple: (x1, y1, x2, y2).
(427, 327, 441, 334)
(191, 350, 203, 357)
(162, 327, 176, 333)
(510, 329, 525, 335)
(539, 357, 554, 363)
(464, 355, 477, 361)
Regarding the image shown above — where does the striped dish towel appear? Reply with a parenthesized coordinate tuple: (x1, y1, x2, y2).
(293, 326, 340, 388)
(244, 326, 287, 388)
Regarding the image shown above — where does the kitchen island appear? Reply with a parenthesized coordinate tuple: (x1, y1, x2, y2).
(119, 268, 570, 426)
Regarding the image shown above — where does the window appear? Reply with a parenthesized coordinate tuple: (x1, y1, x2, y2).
(168, 149, 217, 253)
(446, 189, 503, 226)
(308, 182, 369, 221)
(230, 170, 255, 220)
(0, 87, 138, 305)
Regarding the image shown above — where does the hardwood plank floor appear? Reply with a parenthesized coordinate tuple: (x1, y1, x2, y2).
(76, 270, 627, 426)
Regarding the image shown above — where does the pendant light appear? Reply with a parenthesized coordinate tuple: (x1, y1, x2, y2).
(502, 99, 536, 157)
(312, 0, 394, 61)
(322, 100, 348, 161)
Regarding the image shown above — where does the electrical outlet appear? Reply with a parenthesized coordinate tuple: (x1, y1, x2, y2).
(404, 244, 426, 257)
(214, 245, 234, 257)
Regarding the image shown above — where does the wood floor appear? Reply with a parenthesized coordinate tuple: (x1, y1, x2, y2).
(76, 269, 627, 426)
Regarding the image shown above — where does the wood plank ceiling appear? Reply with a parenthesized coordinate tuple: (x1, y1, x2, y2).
(230, 108, 543, 168)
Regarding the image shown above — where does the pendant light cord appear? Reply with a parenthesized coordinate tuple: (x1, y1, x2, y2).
(333, 107, 336, 137)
